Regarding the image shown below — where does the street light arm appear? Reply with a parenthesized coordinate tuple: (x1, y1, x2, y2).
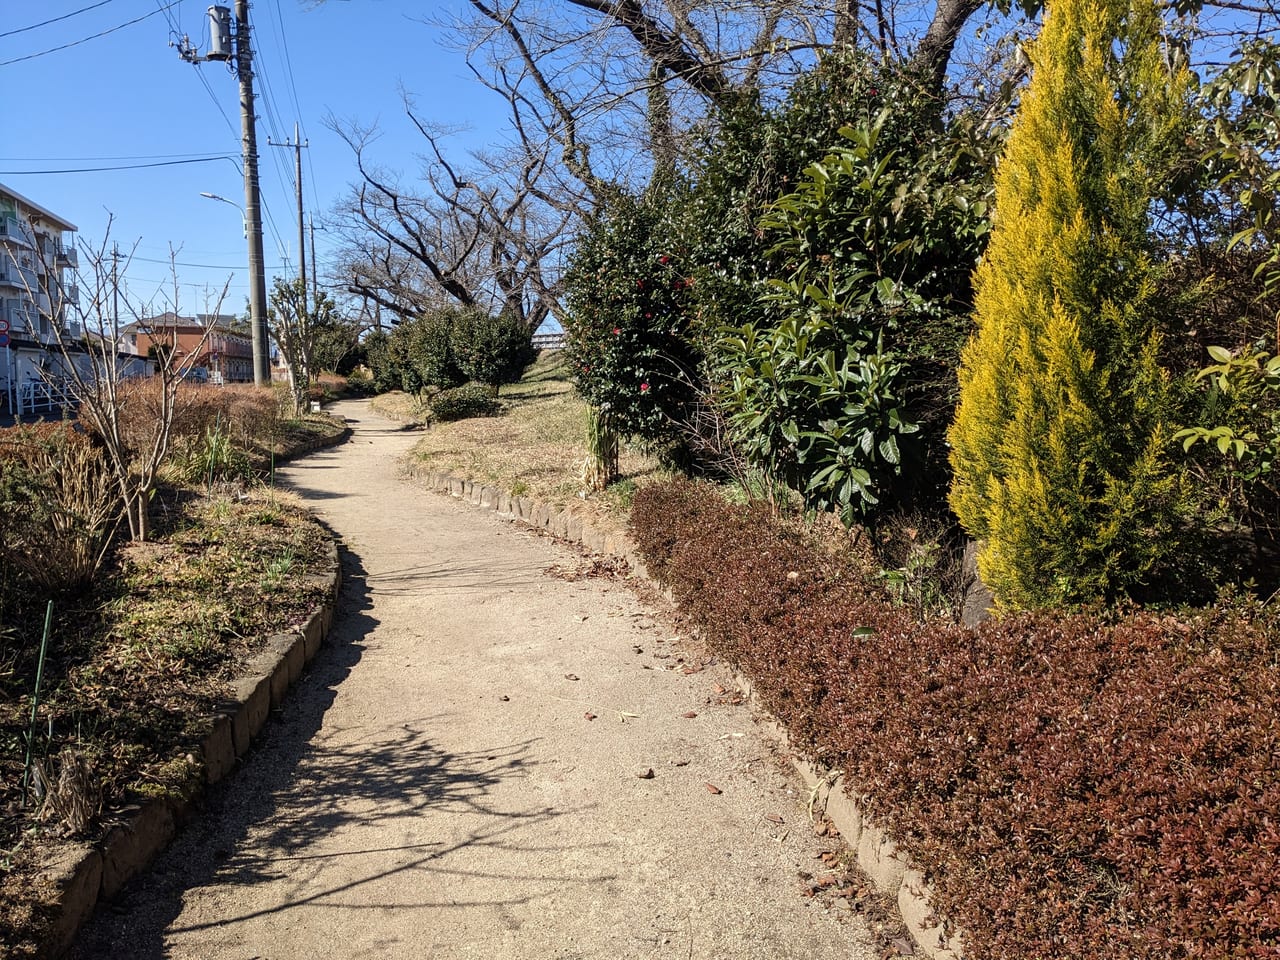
(199, 192, 247, 238)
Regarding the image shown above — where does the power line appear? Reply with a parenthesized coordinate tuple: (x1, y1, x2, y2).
(1, 151, 234, 162)
(193, 63, 240, 139)
(0, 2, 181, 66)
(0, 155, 238, 175)
(152, 0, 183, 36)
(130, 254, 289, 269)
(271, 0, 304, 124)
(0, 0, 121, 39)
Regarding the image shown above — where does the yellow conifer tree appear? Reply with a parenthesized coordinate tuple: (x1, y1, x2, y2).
(947, 0, 1190, 608)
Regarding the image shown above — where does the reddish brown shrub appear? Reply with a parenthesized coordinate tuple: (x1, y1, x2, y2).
(80, 380, 278, 460)
(631, 480, 1280, 959)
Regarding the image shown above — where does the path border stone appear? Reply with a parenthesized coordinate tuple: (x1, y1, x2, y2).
(404, 462, 964, 960)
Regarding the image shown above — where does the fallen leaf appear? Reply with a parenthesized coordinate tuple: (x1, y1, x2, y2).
(636, 768, 655, 779)
(704, 782, 722, 795)
(564, 673, 580, 681)
(682, 711, 698, 719)
(890, 938, 916, 956)
(682, 665, 703, 675)
(499, 695, 510, 702)
(712, 683, 726, 695)
(765, 813, 785, 825)
(584, 712, 597, 721)
(671, 759, 689, 767)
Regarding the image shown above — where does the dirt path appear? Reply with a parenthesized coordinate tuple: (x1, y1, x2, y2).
(72, 399, 878, 960)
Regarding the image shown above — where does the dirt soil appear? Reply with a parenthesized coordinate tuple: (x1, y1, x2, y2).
(69, 400, 879, 960)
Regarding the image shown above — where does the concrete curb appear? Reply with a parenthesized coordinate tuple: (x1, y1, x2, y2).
(273, 422, 353, 466)
(405, 462, 964, 960)
(37, 540, 343, 959)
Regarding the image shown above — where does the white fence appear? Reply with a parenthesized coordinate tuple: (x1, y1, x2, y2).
(532, 331, 566, 350)
(16, 377, 75, 416)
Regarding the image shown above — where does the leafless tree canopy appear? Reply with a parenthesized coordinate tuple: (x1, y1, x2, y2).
(329, 0, 1277, 329)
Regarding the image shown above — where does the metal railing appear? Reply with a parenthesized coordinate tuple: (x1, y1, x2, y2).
(16, 377, 76, 417)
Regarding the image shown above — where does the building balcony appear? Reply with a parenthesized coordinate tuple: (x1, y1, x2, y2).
(56, 247, 78, 269)
(0, 263, 38, 292)
(2, 303, 38, 335)
(0, 218, 33, 248)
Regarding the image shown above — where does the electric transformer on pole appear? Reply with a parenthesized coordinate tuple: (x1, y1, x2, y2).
(177, 4, 271, 387)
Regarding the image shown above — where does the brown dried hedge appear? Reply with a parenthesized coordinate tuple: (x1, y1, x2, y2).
(630, 478, 1280, 959)
(81, 380, 280, 460)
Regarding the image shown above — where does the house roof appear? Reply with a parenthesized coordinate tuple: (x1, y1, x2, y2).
(0, 182, 77, 233)
(121, 313, 250, 336)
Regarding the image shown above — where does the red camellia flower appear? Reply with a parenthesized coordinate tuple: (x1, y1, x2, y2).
(636, 279, 644, 289)
(640, 382, 650, 393)
(658, 255, 670, 265)
(612, 327, 621, 335)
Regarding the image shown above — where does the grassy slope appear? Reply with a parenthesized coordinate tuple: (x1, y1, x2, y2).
(382, 352, 671, 529)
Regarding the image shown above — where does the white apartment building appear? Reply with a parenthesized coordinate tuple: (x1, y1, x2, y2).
(0, 182, 88, 413)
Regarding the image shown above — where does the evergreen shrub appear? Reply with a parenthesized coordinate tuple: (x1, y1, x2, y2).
(428, 383, 501, 422)
(563, 188, 699, 444)
(451, 308, 537, 388)
(631, 478, 1280, 960)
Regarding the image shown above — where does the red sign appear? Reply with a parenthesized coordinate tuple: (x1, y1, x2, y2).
(0, 319, 9, 333)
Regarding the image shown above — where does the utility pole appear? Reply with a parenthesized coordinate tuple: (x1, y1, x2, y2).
(308, 216, 327, 311)
(111, 244, 120, 339)
(177, 3, 270, 386)
(269, 123, 308, 314)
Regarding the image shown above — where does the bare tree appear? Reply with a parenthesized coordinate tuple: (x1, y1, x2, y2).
(10, 222, 223, 541)
(269, 275, 344, 415)
(331, 100, 574, 331)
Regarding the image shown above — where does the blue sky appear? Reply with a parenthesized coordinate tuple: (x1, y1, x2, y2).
(1, 0, 508, 317)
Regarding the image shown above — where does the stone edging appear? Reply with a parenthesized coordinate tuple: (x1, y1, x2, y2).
(405, 462, 964, 960)
(274, 422, 353, 465)
(37, 541, 343, 959)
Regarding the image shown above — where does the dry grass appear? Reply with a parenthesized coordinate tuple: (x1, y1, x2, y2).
(404, 351, 672, 531)
(369, 390, 431, 424)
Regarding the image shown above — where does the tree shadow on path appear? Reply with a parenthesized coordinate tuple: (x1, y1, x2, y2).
(71, 545, 598, 959)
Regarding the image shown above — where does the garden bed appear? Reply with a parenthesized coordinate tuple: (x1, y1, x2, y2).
(629, 479, 1280, 960)
(0, 413, 347, 957)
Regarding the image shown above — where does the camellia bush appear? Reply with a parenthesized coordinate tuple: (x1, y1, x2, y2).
(562, 187, 699, 445)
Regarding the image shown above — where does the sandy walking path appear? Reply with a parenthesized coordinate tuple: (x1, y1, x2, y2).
(72, 399, 877, 960)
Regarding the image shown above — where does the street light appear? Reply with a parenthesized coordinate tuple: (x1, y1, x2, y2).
(200, 192, 247, 239)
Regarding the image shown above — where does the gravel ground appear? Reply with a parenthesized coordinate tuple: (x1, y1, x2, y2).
(71, 399, 879, 960)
